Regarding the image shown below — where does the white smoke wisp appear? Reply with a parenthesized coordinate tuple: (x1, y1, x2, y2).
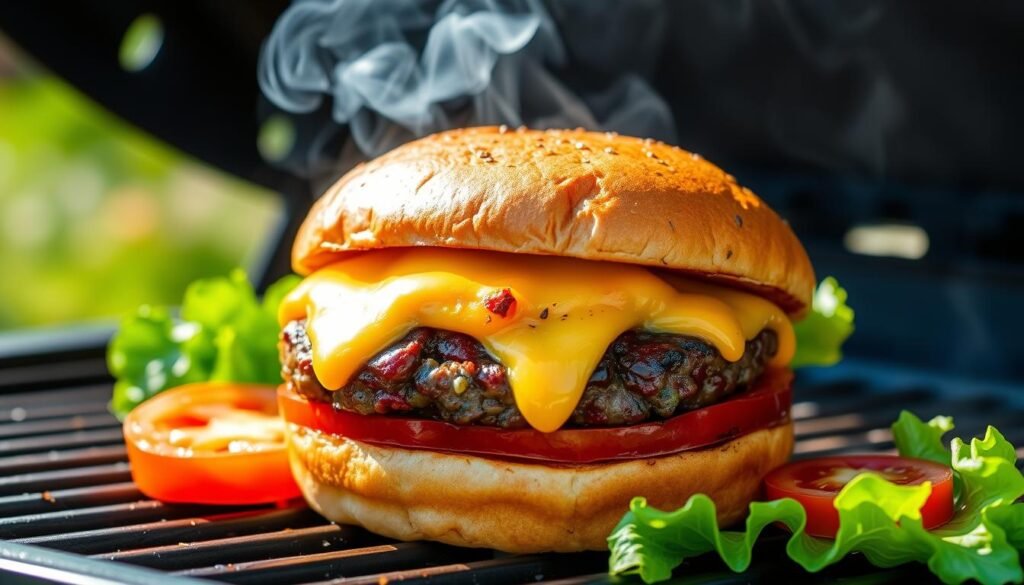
(259, 0, 676, 179)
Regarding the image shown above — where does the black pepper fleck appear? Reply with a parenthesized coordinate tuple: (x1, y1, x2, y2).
(734, 215, 743, 227)
(726, 250, 733, 259)
(539, 308, 549, 320)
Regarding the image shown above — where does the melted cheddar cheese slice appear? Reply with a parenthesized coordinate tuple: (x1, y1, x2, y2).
(279, 248, 794, 432)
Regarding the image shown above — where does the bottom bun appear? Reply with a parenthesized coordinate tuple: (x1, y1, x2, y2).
(286, 421, 794, 553)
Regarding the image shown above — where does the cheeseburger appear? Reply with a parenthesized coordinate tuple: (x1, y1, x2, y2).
(276, 127, 814, 552)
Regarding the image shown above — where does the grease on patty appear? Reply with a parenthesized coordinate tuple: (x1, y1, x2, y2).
(280, 321, 777, 429)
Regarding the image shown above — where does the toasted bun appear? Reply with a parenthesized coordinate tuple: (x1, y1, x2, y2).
(293, 127, 814, 314)
(286, 421, 793, 553)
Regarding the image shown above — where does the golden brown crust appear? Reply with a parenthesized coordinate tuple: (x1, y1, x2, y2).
(293, 127, 814, 314)
(286, 422, 794, 553)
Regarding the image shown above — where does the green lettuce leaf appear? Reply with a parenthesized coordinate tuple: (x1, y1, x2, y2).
(893, 412, 955, 467)
(893, 412, 964, 501)
(608, 412, 1024, 585)
(791, 276, 855, 368)
(107, 270, 299, 418)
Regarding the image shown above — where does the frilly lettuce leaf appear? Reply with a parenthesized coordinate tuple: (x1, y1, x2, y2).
(107, 270, 299, 418)
(608, 412, 1024, 585)
(791, 276, 855, 368)
(893, 412, 956, 467)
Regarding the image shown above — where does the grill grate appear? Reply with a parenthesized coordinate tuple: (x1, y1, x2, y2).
(0, 357, 1020, 584)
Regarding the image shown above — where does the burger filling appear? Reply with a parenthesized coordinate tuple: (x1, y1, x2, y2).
(277, 248, 796, 432)
(280, 320, 778, 429)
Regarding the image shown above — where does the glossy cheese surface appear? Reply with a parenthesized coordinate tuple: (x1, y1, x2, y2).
(279, 249, 794, 432)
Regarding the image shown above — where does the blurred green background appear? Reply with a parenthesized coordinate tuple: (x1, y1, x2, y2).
(0, 39, 280, 331)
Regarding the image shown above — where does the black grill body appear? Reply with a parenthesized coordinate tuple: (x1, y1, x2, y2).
(0, 352, 1019, 584)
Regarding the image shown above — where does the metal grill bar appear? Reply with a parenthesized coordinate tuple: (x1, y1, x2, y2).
(0, 428, 125, 457)
(98, 524, 361, 569)
(16, 507, 321, 554)
(0, 402, 113, 423)
(0, 356, 1018, 584)
(0, 360, 110, 394)
(322, 553, 609, 585)
(0, 482, 141, 516)
(0, 384, 109, 407)
(0, 445, 127, 475)
(0, 414, 119, 440)
(0, 540, 209, 585)
(174, 542, 479, 584)
(0, 501, 261, 539)
(0, 462, 130, 494)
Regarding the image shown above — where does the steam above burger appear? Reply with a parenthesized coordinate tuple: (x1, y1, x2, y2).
(276, 127, 814, 552)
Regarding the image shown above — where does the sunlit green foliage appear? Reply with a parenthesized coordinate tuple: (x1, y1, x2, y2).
(0, 73, 279, 330)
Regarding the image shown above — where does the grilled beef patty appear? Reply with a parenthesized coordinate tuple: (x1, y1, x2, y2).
(280, 320, 778, 428)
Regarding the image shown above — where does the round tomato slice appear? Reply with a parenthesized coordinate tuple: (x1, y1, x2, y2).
(278, 368, 792, 464)
(123, 383, 301, 505)
(763, 455, 955, 538)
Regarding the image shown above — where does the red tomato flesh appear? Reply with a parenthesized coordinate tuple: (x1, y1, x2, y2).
(763, 455, 955, 538)
(123, 383, 302, 505)
(278, 368, 792, 464)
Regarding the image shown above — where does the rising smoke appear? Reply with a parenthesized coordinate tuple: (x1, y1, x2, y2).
(259, 0, 675, 182)
(260, 1, 1024, 190)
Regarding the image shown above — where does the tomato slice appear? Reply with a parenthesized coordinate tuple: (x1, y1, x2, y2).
(123, 383, 301, 505)
(763, 455, 955, 538)
(278, 368, 792, 464)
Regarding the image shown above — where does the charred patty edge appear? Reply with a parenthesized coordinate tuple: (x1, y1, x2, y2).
(280, 320, 778, 429)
